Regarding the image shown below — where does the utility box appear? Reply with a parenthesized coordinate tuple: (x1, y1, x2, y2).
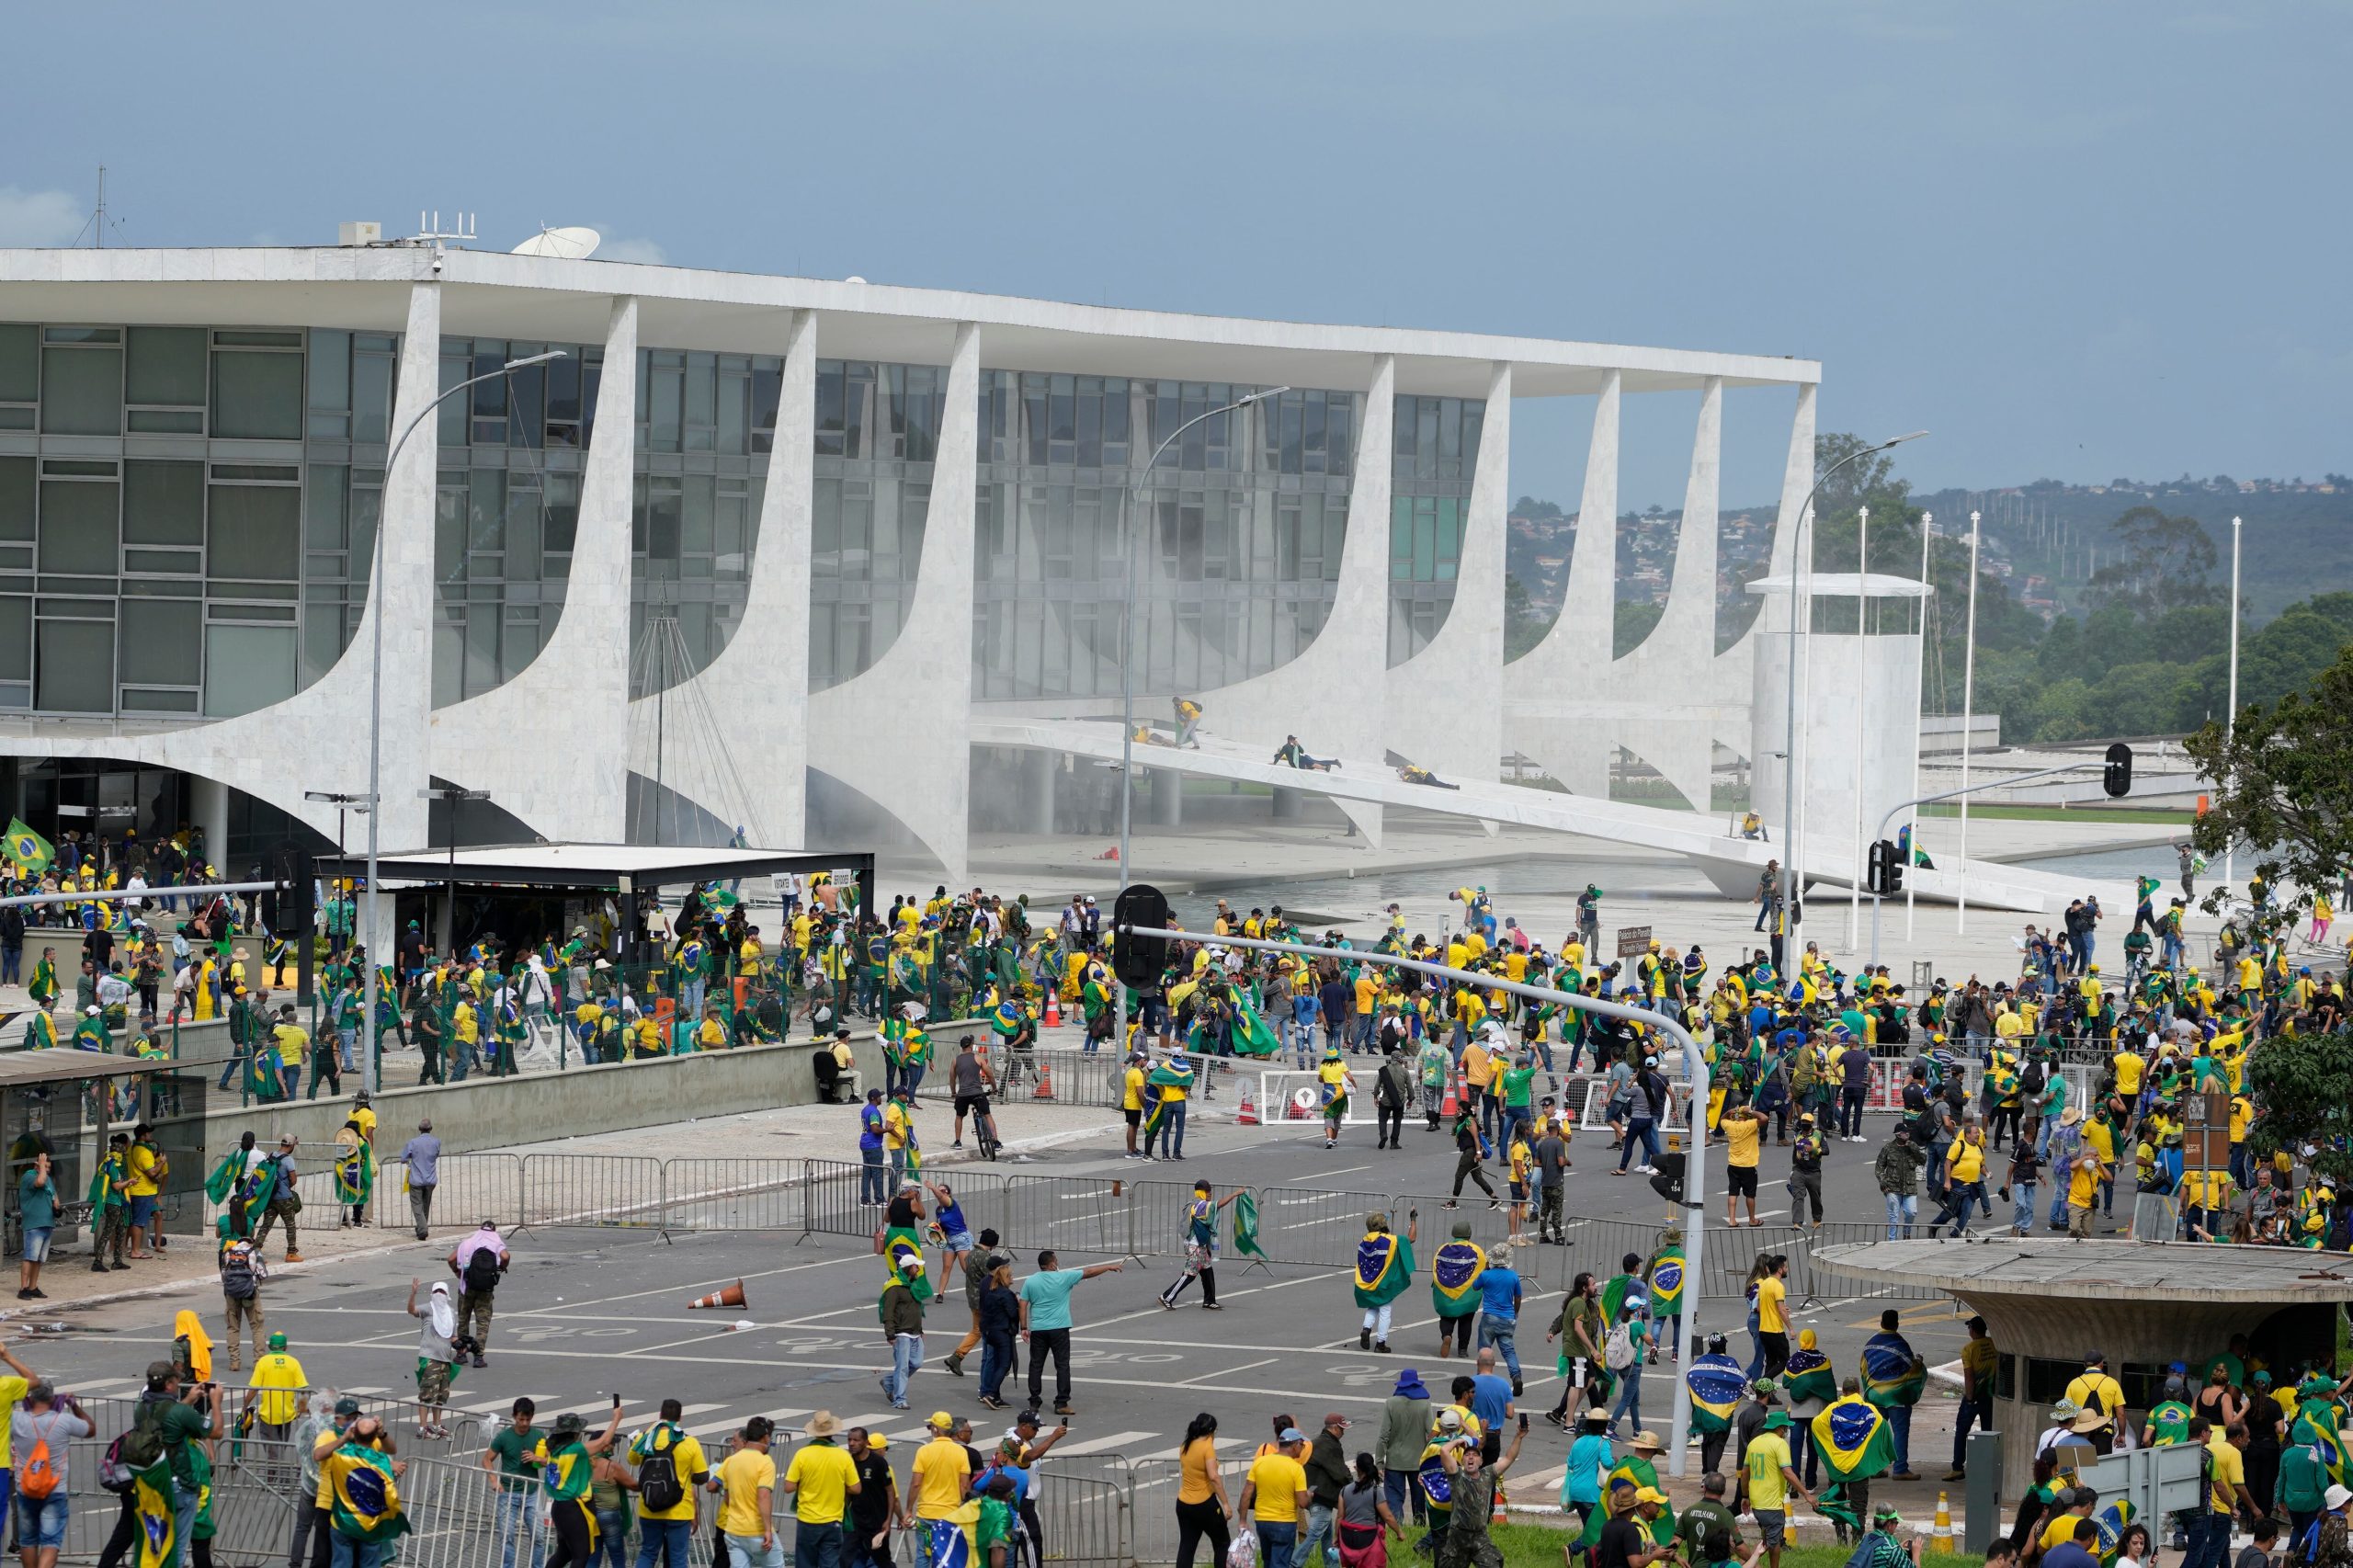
(1962, 1430, 2004, 1553)
(338, 221, 382, 246)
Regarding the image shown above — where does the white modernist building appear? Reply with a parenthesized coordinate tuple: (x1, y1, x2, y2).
(0, 239, 1910, 900)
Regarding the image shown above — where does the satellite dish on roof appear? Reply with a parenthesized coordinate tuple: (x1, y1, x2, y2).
(511, 225, 601, 260)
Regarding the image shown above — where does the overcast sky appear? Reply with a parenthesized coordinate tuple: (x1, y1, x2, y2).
(4, 2, 2343, 511)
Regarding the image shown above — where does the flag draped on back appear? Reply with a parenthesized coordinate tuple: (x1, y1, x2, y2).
(1229, 1190, 1264, 1257)
(1646, 1248, 1684, 1313)
(4, 818, 53, 875)
(132, 1463, 176, 1568)
(1429, 1241, 1485, 1314)
(883, 1232, 935, 1304)
(1860, 1334, 1927, 1408)
(1780, 1345, 1837, 1408)
(1812, 1395, 1896, 1482)
(1352, 1231, 1414, 1308)
(1575, 1458, 1675, 1549)
(2094, 1498, 2138, 1566)
(1685, 1354, 1746, 1434)
(324, 1440, 410, 1543)
(920, 1507, 979, 1568)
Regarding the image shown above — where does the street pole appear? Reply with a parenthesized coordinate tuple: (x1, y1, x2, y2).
(1114, 386, 1288, 1028)
(1870, 757, 2107, 966)
(1847, 506, 1868, 953)
(1956, 510, 1982, 937)
(361, 350, 565, 1096)
(1777, 432, 1926, 971)
(1131, 921, 1714, 1475)
(1906, 512, 1930, 945)
(2223, 515, 2241, 892)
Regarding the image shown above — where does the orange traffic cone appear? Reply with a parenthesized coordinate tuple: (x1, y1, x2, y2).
(1439, 1070, 1461, 1118)
(1236, 1080, 1260, 1125)
(688, 1279, 748, 1311)
(1034, 1062, 1056, 1100)
(1043, 992, 1062, 1028)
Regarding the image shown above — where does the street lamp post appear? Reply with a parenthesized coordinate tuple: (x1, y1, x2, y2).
(358, 350, 565, 1095)
(2223, 515, 2241, 891)
(1956, 510, 1981, 936)
(419, 786, 492, 955)
(1777, 431, 1926, 965)
(1113, 386, 1289, 1024)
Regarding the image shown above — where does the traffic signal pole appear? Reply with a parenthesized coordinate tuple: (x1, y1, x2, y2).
(1118, 915, 1716, 1476)
(1866, 755, 2127, 966)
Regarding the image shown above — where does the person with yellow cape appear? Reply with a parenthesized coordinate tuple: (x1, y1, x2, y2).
(1779, 1328, 1839, 1487)
(334, 1119, 374, 1230)
(170, 1308, 215, 1385)
(1428, 1220, 1485, 1360)
(532, 1402, 624, 1567)
(21, 1006, 56, 1051)
(1575, 1429, 1678, 1551)
(1352, 1210, 1417, 1353)
(26, 948, 58, 1013)
(1318, 1045, 1358, 1151)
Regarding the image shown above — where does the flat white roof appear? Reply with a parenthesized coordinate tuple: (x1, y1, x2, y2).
(318, 842, 870, 890)
(1746, 572, 1934, 599)
(0, 245, 1821, 399)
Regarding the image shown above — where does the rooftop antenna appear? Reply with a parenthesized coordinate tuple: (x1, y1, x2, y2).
(408, 210, 478, 245)
(74, 166, 127, 249)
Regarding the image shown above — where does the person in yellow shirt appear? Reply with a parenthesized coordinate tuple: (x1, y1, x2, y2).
(1240, 1427, 1310, 1559)
(244, 1332, 307, 1438)
(1121, 1054, 1150, 1160)
(1721, 1104, 1764, 1227)
(2111, 1046, 2144, 1101)
(911, 1411, 972, 1521)
(629, 1400, 712, 1552)
(1755, 1255, 1791, 1374)
(1928, 1125, 1988, 1238)
(713, 1415, 784, 1564)
(692, 1007, 727, 1053)
(780, 1412, 863, 1564)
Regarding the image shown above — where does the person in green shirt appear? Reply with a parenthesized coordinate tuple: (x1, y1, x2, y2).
(483, 1397, 547, 1568)
(975, 1472, 1019, 1568)
(1500, 1057, 1539, 1142)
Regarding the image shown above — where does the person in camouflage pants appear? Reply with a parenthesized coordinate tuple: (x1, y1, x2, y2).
(88, 1132, 132, 1271)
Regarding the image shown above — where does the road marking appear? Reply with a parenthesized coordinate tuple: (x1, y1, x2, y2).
(1321, 1165, 1376, 1178)
(1182, 1355, 1281, 1388)
(1042, 1428, 1155, 1458)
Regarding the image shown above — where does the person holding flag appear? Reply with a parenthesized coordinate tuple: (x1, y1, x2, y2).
(1780, 1329, 1839, 1487)
(534, 1402, 624, 1568)
(320, 1412, 411, 1566)
(1428, 1221, 1485, 1362)
(1158, 1179, 1239, 1311)
(1574, 1431, 1677, 1557)
(1353, 1210, 1417, 1353)
(1645, 1233, 1687, 1365)
(1684, 1335, 1748, 1476)
(1810, 1380, 1897, 1544)
(5, 818, 55, 881)
(1859, 1311, 1927, 1481)
(1318, 1045, 1358, 1151)
(333, 1118, 374, 1230)
(1142, 1050, 1196, 1162)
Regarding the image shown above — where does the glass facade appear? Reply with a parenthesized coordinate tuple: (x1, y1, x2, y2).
(0, 324, 398, 719)
(807, 359, 946, 690)
(972, 375, 1357, 702)
(1388, 392, 1483, 665)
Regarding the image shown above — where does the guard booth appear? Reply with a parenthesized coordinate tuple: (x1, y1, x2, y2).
(0, 1050, 210, 1257)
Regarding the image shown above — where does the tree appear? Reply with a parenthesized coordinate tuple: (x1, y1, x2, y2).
(2245, 1031, 2353, 1194)
(2182, 640, 2353, 913)
(1813, 432, 1904, 522)
(2082, 506, 2222, 618)
(1613, 600, 1664, 657)
(1503, 574, 1548, 661)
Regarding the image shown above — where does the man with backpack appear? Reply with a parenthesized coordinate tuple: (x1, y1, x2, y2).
(97, 1360, 213, 1568)
(217, 1232, 267, 1371)
(13, 1381, 89, 1568)
(627, 1397, 711, 1567)
(251, 1134, 305, 1264)
(449, 1222, 509, 1369)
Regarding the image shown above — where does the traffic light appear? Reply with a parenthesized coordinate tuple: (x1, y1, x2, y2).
(1868, 839, 1904, 897)
(2104, 742, 2133, 798)
(1110, 882, 1173, 990)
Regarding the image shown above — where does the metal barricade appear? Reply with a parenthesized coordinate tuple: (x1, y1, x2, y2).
(518, 1153, 666, 1230)
(1002, 1172, 1131, 1259)
(1244, 1186, 1394, 1269)
(390, 1151, 526, 1232)
(1030, 1467, 1131, 1568)
(663, 1155, 807, 1233)
(799, 1157, 885, 1240)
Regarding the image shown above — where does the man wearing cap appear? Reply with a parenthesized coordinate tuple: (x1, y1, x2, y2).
(1432, 1413, 1526, 1568)
(1745, 1407, 1810, 1568)
(1297, 1411, 1352, 1568)
(1852, 1503, 1919, 1568)
(911, 1410, 972, 1564)
(12, 1380, 88, 1568)
(1241, 1427, 1311, 1568)
(244, 1330, 306, 1443)
(396, 1120, 441, 1241)
(252, 1134, 305, 1264)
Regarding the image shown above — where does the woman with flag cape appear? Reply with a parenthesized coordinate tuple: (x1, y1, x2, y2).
(1317, 1045, 1357, 1150)
(334, 1119, 374, 1227)
(1428, 1221, 1485, 1360)
(1352, 1211, 1416, 1352)
(1574, 1432, 1677, 1551)
(1684, 1335, 1747, 1463)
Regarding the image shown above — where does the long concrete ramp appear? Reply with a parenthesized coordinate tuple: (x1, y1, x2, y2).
(972, 717, 2109, 917)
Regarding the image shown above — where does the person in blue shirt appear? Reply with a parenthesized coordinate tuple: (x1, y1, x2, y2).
(1475, 1262, 1524, 1392)
(1468, 1350, 1514, 1436)
(1562, 1410, 1615, 1528)
(858, 1089, 889, 1206)
(1290, 987, 1322, 1070)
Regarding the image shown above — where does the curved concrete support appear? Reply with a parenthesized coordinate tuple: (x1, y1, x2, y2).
(1614, 375, 1722, 813)
(0, 280, 442, 849)
(1504, 371, 1618, 798)
(429, 295, 639, 841)
(623, 308, 815, 847)
(1190, 355, 1393, 848)
(807, 321, 980, 884)
(1710, 383, 1816, 771)
(1389, 361, 1509, 790)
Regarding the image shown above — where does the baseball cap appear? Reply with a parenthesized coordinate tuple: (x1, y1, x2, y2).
(928, 1411, 955, 1431)
(335, 1396, 363, 1416)
(1634, 1486, 1669, 1506)
(1322, 1412, 1350, 1428)
(1279, 1426, 1307, 1444)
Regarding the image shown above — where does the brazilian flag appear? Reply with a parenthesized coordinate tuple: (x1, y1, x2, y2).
(1812, 1395, 1896, 1482)
(1600, 1272, 1645, 1329)
(1231, 993, 1282, 1058)
(1646, 1247, 1685, 1315)
(334, 1135, 374, 1206)
(131, 1461, 176, 1568)
(1686, 1352, 1746, 1434)
(1230, 1190, 1265, 1258)
(1352, 1230, 1414, 1309)
(2147, 1400, 2191, 1447)
(2309, 1423, 2349, 1488)
(1142, 1059, 1194, 1142)
(1860, 1333, 1927, 1409)
(4, 818, 53, 876)
(987, 1000, 1026, 1041)
(324, 1441, 410, 1544)
(1417, 1443, 1458, 1517)
(1577, 1458, 1675, 1549)
(883, 1231, 934, 1304)
(1781, 1345, 1838, 1408)
(1429, 1241, 1485, 1316)
(2094, 1498, 2138, 1566)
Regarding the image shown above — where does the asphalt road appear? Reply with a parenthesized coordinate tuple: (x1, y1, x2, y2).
(25, 1094, 1984, 1503)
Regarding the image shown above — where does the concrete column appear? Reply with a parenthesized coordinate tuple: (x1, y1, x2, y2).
(189, 776, 229, 870)
(1562, 369, 1621, 683)
(1022, 750, 1057, 835)
(1150, 768, 1182, 827)
(1271, 786, 1302, 820)
(1766, 383, 1818, 634)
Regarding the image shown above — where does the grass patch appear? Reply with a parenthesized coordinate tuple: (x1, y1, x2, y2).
(1488, 1523, 1983, 1568)
(1916, 803, 2193, 824)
